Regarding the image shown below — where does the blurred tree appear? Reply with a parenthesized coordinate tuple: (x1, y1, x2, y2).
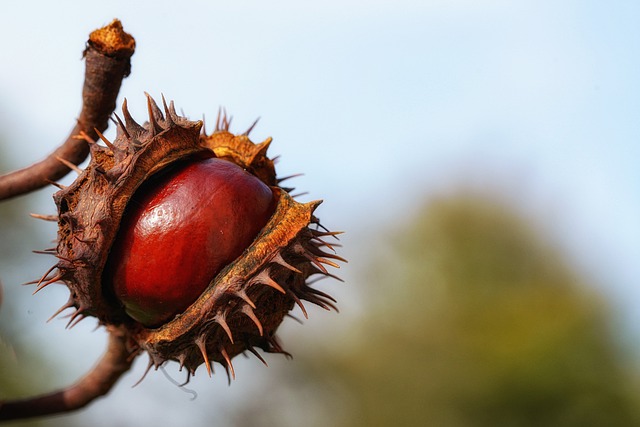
(232, 193, 640, 427)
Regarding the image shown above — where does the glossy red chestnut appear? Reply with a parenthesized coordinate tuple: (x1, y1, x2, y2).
(105, 157, 276, 327)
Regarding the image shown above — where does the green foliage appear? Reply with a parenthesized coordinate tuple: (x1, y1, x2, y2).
(234, 194, 640, 427)
(344, 196, 640, 426)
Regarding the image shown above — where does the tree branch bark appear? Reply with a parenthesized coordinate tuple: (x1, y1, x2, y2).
(0, 19, 135, 201)
(0, 327, 137, 421)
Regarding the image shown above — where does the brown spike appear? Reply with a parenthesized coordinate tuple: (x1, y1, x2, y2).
(311, 229, 344, 239)
(235, 289, 256, 309)
(80, 129, 94, 144)
(276, 173, 304, 184)
(306, 286, 338, 303)
(55, 156, 83, 175)
(195, 336, 212, 377)
(255, 137, 272, 157)
(304, 253, 329, 274)
(177, 353, 187, 372)
(303, 296, 331, 312)
(112, 113, 131, 139)
(304, 252, 341, 274)
(33, 273, 63, 295)
(306, 275, 328, 286)
(243, 117, 260, 135)
(215, 312, 235, 344)
(219, 110, 232, 131)
(266, 336, 292, 359)
(45, 179, 66, 190)
(246, 345, 268, 367)
(169, 101, 179, 120)
(132, 356, 155, 387)
(76, 130, 94, 144)
(47, 296, 75, 322)
(299, 289, 337, 312)
(264, 276, 286, 294)
(220, 347, 235, 381)
(241, 305, 264, 336)
(146, 94, 163, 134)
(311, 237, 340, 253)
(122, 98, 145, 134)
(145, 92, 165, 120)
(286, 313, 304, 324)
(22, 277, 49, 286)
(307, 265, 344, 282)
(252, 270, 286, 294)
(218, 108, 229, 131)
(65, 308, 85, 329)
(271, 252, 302, 274)
(31, 265, 57, 287)
(307, 245, 348, 263)
(94, 128, 117, 152)
(215, 106, 222, 131)
(29, 213, 58, 222)
(287, 290, 308, 319)
(32, 249, 56, 256)
(315, 257, 341, 269)
(161, 94, 174, 126)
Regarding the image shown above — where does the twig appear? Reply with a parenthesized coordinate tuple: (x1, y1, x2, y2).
(0, 19, 135, 201)
(0, 327, 137, 421)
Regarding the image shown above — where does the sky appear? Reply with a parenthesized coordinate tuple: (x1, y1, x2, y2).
(0, 1, 639, 426)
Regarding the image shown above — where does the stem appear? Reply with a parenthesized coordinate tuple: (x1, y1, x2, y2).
(0, 327, 137, 421)
(0, 19, 135, 201)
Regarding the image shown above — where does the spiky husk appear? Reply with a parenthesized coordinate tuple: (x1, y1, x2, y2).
(38, 95, 343, 378)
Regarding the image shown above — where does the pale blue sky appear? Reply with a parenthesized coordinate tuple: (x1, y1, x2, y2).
(1, 1, 639, 425)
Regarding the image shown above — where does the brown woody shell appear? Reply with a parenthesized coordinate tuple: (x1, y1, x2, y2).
(35, 95, 343, 380)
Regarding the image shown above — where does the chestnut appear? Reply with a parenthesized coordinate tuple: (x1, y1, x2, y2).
(41, 95, 343, 379)
(106, 157, 277, 327)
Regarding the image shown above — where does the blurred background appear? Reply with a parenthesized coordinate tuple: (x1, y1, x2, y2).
(1, 1, 639, 426)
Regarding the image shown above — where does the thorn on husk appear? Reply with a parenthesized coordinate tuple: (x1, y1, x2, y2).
(122, 98, 145, 135)
(55, 156, 83, 175)
(270, 252, 302, 274)
(241, 304, 264, 336)
(45, 179, 67, 190)
(244, 117, 260, 135)
(113, 113, 131, 139)
(94, 128, 117, 152)
(133, 356, 155, 388)
(220, 346, 235, 382)
(235, 289, 256, 309)
(33, 273, 63, 295)
(287, 289, 309, 319)
(215, 312, 235, 344)
(29, 213, 58, 222)
(47, 296, 76, 322)
(246, 345, 268, 367)
(145, 93, 163, 135)
(195, 335, 212, 377)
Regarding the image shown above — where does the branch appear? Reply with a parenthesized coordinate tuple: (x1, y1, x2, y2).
(0, 327, 137, 421)
(0, 19, 135, 201)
